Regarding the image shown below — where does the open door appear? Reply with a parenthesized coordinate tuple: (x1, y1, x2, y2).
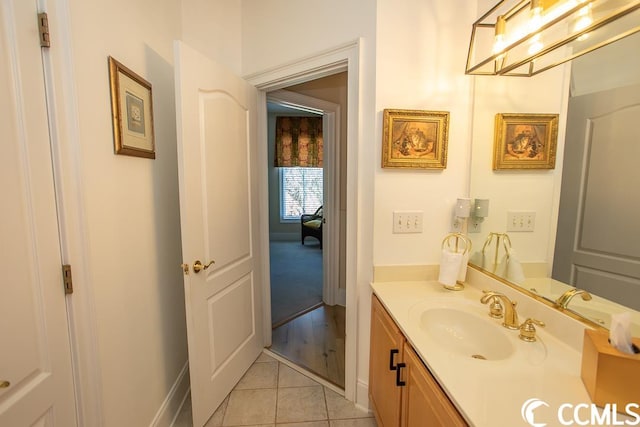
(174, 41, 264, 427)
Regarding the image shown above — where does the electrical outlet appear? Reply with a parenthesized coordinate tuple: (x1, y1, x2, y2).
(450, 214, 465, 233)
(468, 218, 483, 233)
(393, 211, 423, 233)
(507, 211, 536, 232)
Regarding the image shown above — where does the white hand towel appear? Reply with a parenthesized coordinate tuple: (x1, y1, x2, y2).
(468, 252, 483, 269)
(505, 248, 526, 284)
(457, 251, 469, 282)
(438, 249, 463, 287)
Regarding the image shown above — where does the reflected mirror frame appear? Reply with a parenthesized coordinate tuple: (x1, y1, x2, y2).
(468, 264, 608, 331)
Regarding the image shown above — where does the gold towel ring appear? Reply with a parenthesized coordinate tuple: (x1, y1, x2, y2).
(441, 232, 472, 255)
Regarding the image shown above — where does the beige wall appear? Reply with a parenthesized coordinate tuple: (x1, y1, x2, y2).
(50, 0, 196, 424)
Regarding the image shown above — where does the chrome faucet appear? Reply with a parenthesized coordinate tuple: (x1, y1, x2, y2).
(555, 288, 592, 309)
(481, 291, 519, 330)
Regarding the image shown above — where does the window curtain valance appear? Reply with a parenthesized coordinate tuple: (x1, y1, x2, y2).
(275, 116, 323, 167)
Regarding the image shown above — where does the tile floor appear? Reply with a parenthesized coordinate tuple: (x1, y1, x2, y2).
(173, 352, 377, 427)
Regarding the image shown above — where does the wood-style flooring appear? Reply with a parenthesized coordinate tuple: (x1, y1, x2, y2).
(269, 304, 345, 389)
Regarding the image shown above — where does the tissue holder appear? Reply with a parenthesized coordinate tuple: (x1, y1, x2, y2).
(580, 328, 640, 408)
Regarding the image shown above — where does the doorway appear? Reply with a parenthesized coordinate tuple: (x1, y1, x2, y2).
(265, 74, 347, 388)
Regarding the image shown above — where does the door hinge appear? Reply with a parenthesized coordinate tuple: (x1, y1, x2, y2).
(37, 12, 50, 48)
(62, 264, 73, 294)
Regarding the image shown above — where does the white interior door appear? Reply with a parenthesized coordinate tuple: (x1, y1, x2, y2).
(0, 1, 76, 425)
(174, 41, 264, 427)
(553, 83, 640, 310)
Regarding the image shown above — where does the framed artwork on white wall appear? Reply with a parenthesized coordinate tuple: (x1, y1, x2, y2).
(108, 56, 155, 159)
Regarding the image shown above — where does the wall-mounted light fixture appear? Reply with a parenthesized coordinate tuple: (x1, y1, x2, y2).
(470, 198, 490, 233)
(466, 0, 640, 76)
(453, 198, 490, 233)
(452, 198, 472, 233)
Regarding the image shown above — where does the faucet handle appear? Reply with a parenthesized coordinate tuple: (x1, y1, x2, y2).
(519, 318, 545, 342)
(480, 291, 504, 319)
(486, 297, 504, 318)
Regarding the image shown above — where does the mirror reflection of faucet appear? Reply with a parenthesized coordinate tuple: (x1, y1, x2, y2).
(555, 288, 592, 309)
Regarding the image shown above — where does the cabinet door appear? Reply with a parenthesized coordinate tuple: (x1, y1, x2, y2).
(369, 295, 404, 427)
(401, 343, 468, 427)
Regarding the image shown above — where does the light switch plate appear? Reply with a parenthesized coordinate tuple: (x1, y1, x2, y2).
(507, 211, 535, 232)
(393, 211, 423, 233)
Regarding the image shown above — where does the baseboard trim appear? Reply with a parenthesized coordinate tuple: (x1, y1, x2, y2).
(151, 361, 190, 427)
(355, 379, 371, 413)
(337, 288, 346, 306)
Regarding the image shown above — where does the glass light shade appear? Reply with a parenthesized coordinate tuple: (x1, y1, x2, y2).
(474, 199, 490, 218)
(455, 198, 472, 218)
(466, 0, 640, 76)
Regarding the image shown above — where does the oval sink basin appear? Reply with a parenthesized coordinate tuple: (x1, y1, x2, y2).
(419, 308, 514, 361)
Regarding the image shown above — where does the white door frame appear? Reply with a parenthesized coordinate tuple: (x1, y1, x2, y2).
(267, 89, 341, 307)
(246, 40, 360, 401)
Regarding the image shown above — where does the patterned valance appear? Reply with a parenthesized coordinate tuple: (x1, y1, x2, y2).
(275, 116, 323, 167)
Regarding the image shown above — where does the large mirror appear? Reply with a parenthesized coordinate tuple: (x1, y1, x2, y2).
(467, 29, 640, 334)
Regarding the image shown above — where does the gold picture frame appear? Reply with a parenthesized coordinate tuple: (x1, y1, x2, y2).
(493, 113, 559, 170)
(382, 109, 449, 169)
(108, 56, 155, 159)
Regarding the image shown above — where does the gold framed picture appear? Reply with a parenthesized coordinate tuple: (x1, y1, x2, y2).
(382, 109, 449, 169)
(108, 56, 155, 159)
(493, 113, 559, 170)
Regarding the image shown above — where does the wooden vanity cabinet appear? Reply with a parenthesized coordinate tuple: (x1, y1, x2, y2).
(369, 294, 404, 426)
(369, 295, 467, 427)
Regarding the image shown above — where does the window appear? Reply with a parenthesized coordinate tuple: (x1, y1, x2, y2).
(280, 167, 323, 221)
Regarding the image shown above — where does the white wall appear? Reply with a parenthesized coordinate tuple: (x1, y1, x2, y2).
(49, 0, 191, 424)
(182, 0, 243, 73)
(374, 0, 477, 265)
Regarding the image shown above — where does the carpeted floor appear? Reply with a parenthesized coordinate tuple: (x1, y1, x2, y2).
(269, 240, 323, 327)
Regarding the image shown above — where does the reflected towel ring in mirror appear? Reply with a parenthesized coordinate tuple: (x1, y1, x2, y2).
(481, 232, 512, 265)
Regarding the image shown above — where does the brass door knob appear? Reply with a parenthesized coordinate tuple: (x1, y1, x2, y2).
(193, 260, 215, 273)
(0, 380, 10, 388)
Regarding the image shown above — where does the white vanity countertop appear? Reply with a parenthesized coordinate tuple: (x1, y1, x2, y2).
(371, 280, 599, 427)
